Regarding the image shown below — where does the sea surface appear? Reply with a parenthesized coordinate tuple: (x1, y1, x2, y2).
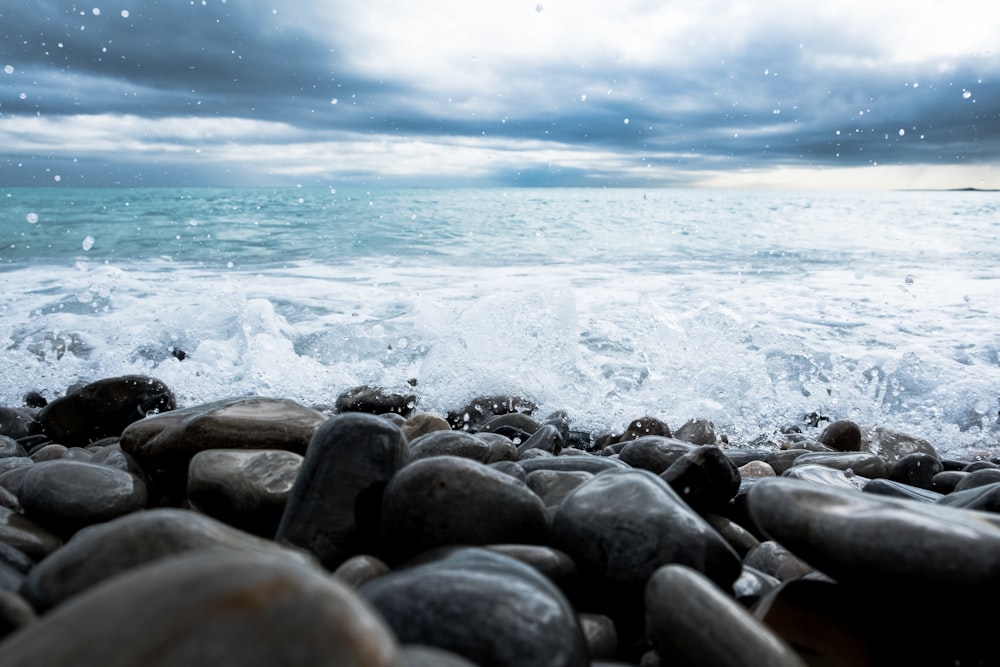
(3, 186, 1000, 457)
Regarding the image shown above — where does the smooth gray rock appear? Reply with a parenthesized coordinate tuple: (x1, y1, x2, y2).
(782, 463, 868, 491)
(660, 444, 741, 512)
(518, 454, 630, 475)
(379, 455, 547, 563)
(0, 507, 60, 561)
(1, 550, 400, 667)
(527, 469, 593, 513)
(360, 547, 588, 667)
(187, 448, 302, 536)
(20, 507, 315, 612)
(18, 459, 148, 537)
(868, 426, 939, 464)
(408, 429, 491, 462)
(645, 564, 808, 667)
(618, 436, 695, 474)
(816, 420, 862, 452)
(276, 412, 409, 569)
(887, 452, 942, 489)
(936, 481, 1000, 513)
(862, 478, 943, 503)
(790, 451, 887, 479)
(674, 418, 717, 445)
(742, 540, 816, 582)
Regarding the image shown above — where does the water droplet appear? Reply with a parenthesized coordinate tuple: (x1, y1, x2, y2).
(18, 92, 26, 100)
(623, 118, 629, 125)
(3, 65, 13, 74)
(962, 89, 972, 99)
(330, 98, 338, 105)
(92, 7, 101, 15)
(121, 9, 129, 17)
(82, 236, 95, 251)
(25, 212, 38, 224)
(580, 94, 587, 102)
(898, 128, 905, 136)
(904, 274, 915, 285)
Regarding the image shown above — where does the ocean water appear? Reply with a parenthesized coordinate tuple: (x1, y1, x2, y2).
(3, 186, 1000, 457)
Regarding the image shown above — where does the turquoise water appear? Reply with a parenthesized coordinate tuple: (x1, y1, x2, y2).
(3, 186, 1000, 455)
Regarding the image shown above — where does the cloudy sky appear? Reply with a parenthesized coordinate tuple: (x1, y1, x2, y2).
(1, 0, 998, 188)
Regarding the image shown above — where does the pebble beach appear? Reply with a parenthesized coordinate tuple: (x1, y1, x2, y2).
(1, 373, 1000, 666)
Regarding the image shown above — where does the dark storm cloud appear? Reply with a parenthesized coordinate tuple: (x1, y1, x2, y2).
(1, 0, 998, 186)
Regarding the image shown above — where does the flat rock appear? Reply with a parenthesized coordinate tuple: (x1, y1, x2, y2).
(275, 413, 409, 569)
(1, 550, 400, 667)
(0, 507, 61, 561)
(645, 564, 807, 667)
(360, 547, 588, 667)
(789, 451, 887, 479)
(408, 429, 491, 462)
(18, 460, 148, 537)
(187, 449, 302, 536)
(747, 477, 1000, 599)
(618, 436, 695, 474)
(20, 507, 315, 612)
(120, 397, 325, 470)
(38, 375, 175, 447)
(379, 455, 547, 563)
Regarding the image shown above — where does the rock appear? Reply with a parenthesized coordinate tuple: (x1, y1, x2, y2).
(379, 455, 547, 564)
(930, 470, 966, 494)
(400, 645, 479, 667)
(618, 436, 695, 474)
(1, 550, 400, 667)
(408, 430, 491, 463)
(120, 397, 324, 472)
(360, 547, 588, 667)
(400, 412, 451, 440)
(484, 544, 579, 590)
(17, 460, 148, 537)
(446, 394, 537, 431)
(816, 419, 862, 452)
(645, 564, 808, 667)
(0, 590, 36, 641)
(580, 612, 619, 661)
(861, 478, 943, 503)
(763, 449, 812, 475)
(517, 423, 564, 456)
(20, 507, 315, 612)
(887, 452, 942, 489)
(550, 469, 741, 613)
(936, 482, 1000, 513)
(275, 412, 409, 570)
(738, 460, 776, 478)
(0, 408, 42, 441)
(747, 477, 1000, 600)
(517, 453, 630, 475)
(332, 554, 390, 589)
(703, 513, 760, 558)
(27, 444, 66, 462)
(476, 431, 519, 462)
(479, 412, 542, 438)
(742, 540, 816, 582)
(0, 507, 61, 561)
(335, 385, 417, 416)
(673, 418, 717, 445)
(38, 375, 175, 447)
(0, 436, 26, 458)
(782, 463, 868, 491)
(953, 468, 1000, 492)
(659, 444, 741, 512)
(616, 416, 672, 442)
(732, 566, 781, 606)
(527, 469, 593, 515)
(187, 449, 302, 536)
(789, 451, 888, 479)
(868, 426, 939, 464)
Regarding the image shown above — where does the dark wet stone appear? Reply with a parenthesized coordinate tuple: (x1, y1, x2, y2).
(963, 459, 1000, 472)
(408, 429, 491, 463)
(752, 579, 880, 666)
(379, 455, 547, 564)
(0, 562, 24, 593)
(0, 408, 42, 441)
(887, 451, 942, 489)
(0, 507, 60, 561)
(20, 507, 315, 613)
(18, 459, 148, 537)
(0, 459, 33, 497)
(0, 541, 33, 575)
(930, 470, 966, 493)
(789, 451, 888, 479)
(335, 385, 417, 416)
(764, 449, 812, 475)
(476, 431, 519, 463)
(673, 418, 717, 445)
(747, 477, 1000, 599)
(618, 436, 695, 474)
(550, 469, 742, 610)
(703, 513, 760, 558)
(862, 478, 943, 503)
(527, 469, 593, 514)
(580, 612, 619, 661)
(276, 412, 409, 570)
(0, 590, 36, 641)
(816, 419, 862, 452)
(332, 554, 390, 589)
(540, 411, 571, 444)
(187, 449, 302, 536)
(447, 394, 538, 431)
(489, 459, 527, 481)
(0, 437, 26, 459)
(479, 411, 542, 437)
(617, 416, 672, 442)
(723, 449, 768, 468)
(518, 453, 630, 475)
(936, 481, 1000, 513)
(659, 444, 741, 512)
(484, 544, 579, 590)
(400, 645, 479, 667)
(360, 547, 588, 667)
(732, 566, 781, 606)
(400, 412, 451, 440)
(782, 463, 868, 491)
(38, 375, 175, 447)
(120, 396, 325, 471)
(869, 426, 939, 464)
(517, 423, 564, 456)
(645, 564, 807, 667)
(0, 484, 19, 513)
(3, 550, 400, 667)
(28, 443, 66, 462)
(953, 467, 1000, 492)
(743, 540, 816, 582)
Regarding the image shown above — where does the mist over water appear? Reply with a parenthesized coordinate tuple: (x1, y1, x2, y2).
(3, 187, 1000, 457)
